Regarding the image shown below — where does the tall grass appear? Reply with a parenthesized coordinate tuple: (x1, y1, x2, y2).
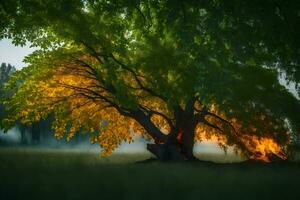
(0, 148, 300, 200)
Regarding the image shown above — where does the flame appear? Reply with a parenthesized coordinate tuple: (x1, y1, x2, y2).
(241, 136, 287, 162)
(195, 126, 287, 162)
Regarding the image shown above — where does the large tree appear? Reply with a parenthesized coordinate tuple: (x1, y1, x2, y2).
(1, 0, 299, 161)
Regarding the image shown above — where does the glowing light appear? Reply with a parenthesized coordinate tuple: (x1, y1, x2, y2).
(241, 136, 287, 162)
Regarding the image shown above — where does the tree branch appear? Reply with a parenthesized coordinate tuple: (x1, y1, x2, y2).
(194, 106, 239, 135)
(109, 53, 168, 102)
(139, 105, 174, 132)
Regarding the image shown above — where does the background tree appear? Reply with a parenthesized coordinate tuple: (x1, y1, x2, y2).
(0, 63, 15, 86)
(1, 0, 299, 161)
(0, 62, 15, 120)
(0, 63, 15, 144)
(0, 63, 48, 145)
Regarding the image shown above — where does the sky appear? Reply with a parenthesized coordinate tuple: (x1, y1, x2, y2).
(0, 39, 36, 69)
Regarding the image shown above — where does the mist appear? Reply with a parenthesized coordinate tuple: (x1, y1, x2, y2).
(0, 125, 243, 163)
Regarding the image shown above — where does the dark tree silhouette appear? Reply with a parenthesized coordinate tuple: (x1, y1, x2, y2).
(1, 0, 299, 161)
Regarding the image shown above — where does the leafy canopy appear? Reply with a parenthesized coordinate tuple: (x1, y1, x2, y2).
(0, 0, 299, 158)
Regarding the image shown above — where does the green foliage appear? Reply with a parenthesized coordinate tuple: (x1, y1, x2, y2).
(0, 0, 300, 152)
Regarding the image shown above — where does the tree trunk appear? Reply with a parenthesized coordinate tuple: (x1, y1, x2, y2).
(147, 143, 184, 161)
(20, 126, 27, 145)
(31, 123, 40, 144)
(147, 127, 196, 161)
(181, 125, 196, 160)
(128, 101, 198, 161)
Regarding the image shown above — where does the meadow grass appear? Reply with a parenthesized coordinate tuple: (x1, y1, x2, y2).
(0, 148, 300, 200)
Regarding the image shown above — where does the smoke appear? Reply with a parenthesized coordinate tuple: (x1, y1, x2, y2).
(116, 135, 149, 154)
(194, 142, 226, 154)
(0, 125, 243, 162)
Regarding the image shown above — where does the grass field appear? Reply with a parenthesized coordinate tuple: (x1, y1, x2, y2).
(1, 148, 300, 200)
